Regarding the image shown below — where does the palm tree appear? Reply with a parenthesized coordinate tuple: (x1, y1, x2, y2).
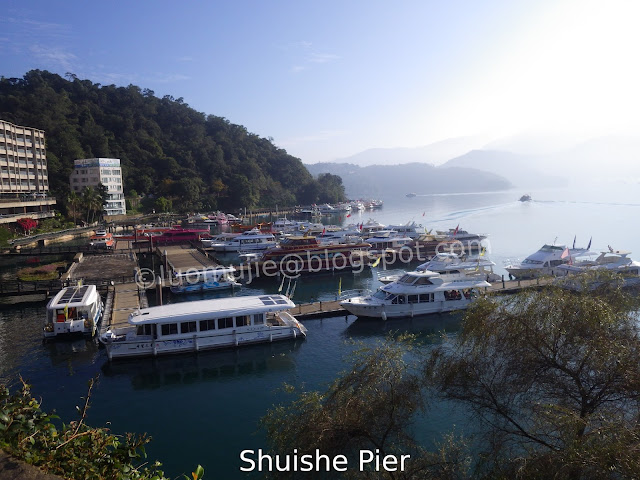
(66, 191, 81, 225)
(82, 187, 100, 224)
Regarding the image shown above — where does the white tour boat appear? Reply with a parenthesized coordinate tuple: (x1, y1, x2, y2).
(387, 221, 423, 239)
(169, 266, 240, 294)
(506, 243, 587, 279)
(202, 233, 239, 249)
(99, 294, 307, 360)
(365, 230, 414, 254)
(340, 270, 490, 320)
(209, 228, 276, 252)
(44, 285, 103, 339)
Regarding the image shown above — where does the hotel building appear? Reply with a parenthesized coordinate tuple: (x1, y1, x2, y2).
(0, 119, 56, 223)
(70, 158, 126, 216)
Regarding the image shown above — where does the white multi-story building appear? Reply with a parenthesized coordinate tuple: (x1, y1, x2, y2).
(70, 158, 126, 216)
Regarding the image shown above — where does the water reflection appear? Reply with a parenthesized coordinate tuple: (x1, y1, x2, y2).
(101, 340, 304, 390)
(344, 312, 463, 343)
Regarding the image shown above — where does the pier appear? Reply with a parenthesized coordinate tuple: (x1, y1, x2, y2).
(100, 283, 149, 335)
(155, 245, 219, 275)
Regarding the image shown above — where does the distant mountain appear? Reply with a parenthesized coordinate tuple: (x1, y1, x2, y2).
(331, 136, 490, 167)
(441, 150, 568, 188)
(306, 162, 511, 199)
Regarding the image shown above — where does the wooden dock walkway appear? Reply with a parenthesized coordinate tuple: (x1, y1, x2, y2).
(156, 245, 219, 275)
(100, 283, 149, 334)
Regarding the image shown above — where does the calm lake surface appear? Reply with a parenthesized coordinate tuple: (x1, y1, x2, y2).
(1, 182, 639, 478)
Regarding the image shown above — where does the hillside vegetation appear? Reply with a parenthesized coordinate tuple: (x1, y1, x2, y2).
(0, 70, 346, 212)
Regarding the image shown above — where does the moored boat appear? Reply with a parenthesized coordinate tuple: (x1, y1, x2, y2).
(506, 243, 587, 279)
(99, 294, 307, 360)
(44, 285, 103, 339)
(209, 228, 276, 252)
(169, 266, 240, 294)
(340, 270, 490, 320)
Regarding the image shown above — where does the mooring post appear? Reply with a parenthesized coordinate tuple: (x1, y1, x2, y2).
(502, 275, 505, 289)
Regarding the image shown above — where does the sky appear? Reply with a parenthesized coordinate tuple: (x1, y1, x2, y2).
(1, 0, 639, 164)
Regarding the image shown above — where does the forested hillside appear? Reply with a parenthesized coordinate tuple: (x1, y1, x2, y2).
(0, 70, 346, 212)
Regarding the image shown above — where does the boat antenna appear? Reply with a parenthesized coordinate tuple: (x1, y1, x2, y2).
(553, 236, 558, 245)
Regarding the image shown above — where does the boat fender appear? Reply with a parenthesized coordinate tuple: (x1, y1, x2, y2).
(381, 305, 387, 321)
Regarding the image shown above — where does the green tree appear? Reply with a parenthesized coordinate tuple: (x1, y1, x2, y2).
(81, 187, 101, 224)
(262, 336, 469, 479)
(427, 283, 640, 479)
(155, 196, 172, 213)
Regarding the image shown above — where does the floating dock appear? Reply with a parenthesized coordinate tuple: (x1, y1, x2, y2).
(100, 283, 149, 335)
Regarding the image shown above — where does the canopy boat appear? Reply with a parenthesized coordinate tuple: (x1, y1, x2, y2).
(340, 270, 490, 320)
(99, 294, 307, 360)
(44, 285, 103, 339)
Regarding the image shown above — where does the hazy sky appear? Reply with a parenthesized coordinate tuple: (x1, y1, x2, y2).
(1, 0, 639, 164)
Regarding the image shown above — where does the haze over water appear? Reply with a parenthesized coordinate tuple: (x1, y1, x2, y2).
(1, 183, 639, 478)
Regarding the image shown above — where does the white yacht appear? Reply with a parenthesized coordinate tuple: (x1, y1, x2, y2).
(202, 233, 238, 249)
(379, 252, 500, 284)
(340, 270, 490, 320)
(506, 244, 587, 279)
(556, 249, 640, 286)
(365, 230, 413, 254)
(387, 221, 423, 239)
(359, 219, 386, 236)
(44, 285, 103, 339)
(210, 228, 276, 252)
(99, 294, 307, 360)
(169, 266, 240, 294)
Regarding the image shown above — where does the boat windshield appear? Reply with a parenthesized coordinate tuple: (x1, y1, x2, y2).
(398, 274, 417, 285)
(523, 259, 544, 265)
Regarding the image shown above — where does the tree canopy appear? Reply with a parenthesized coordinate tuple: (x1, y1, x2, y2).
(0, 70, 346, 212)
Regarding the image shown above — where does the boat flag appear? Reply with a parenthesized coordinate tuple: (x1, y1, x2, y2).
(278, 275, 285, 293)
(587, 237, 592, 250)
(561, 247, 570, 259)
(322, 227, 326, 235)
(480, 247, 486, 256)
(338, 277, 342, 297)
(63, 304, 69, 320)
(453, 224, 459, 237)
(346, 213, 351, 218)
(422, 212, 425, 216)
(371, 256, 382, 268)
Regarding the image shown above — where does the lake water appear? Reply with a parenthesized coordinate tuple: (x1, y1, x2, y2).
(1, 182, 639, 478)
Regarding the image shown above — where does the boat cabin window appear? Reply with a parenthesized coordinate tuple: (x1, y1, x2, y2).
(407, 294, 419, 303)
(444, 290, 462, 301)
(136, 324, 153, 336)
(199, 319, 216, 331)
(161, 323, 178, 336)
(391, 295, 405, 304)
(253, 313, 264, 324)
(373, 290, 387, 300)
(523, 259, 543, 265)
(414, 277, 434, 285)
(419, 293, 434, 302)
(218, 317, 233, 329)
(181, 321, 197, 334)
(550, 260, 564, 267)
(236, 315, 250, 327)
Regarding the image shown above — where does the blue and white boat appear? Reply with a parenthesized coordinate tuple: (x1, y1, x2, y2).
(170, 266, 240, 294)
(44, 285, 103, 338)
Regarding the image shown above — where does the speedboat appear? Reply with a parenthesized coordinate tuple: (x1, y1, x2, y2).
(340, 270, 490, 320)
(506, 243, 587, 279)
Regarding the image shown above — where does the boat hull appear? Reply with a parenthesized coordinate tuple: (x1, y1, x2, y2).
(340, 297, 473, 319)
(102, 324, 305, 360)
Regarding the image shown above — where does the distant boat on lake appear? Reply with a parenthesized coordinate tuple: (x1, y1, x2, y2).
(519, 194, 532, 202)
(406, 193, 417, 198)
